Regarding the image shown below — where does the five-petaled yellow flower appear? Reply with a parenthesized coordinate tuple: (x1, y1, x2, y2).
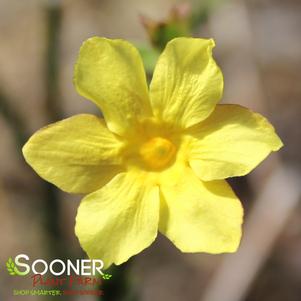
(23, 37, 283, 268)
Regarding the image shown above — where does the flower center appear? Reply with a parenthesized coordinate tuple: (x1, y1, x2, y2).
(139, 137, 176, 170)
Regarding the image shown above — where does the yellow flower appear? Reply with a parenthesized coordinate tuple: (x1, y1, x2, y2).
(23, 37, 283, 268)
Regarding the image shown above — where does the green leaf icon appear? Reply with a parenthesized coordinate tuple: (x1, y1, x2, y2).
(102, 273, 112, 280)
(6, 257, 16, 275)
(6, 257, 25, 276)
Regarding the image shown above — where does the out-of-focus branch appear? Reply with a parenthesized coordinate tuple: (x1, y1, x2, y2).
(202, 165, 301, 301)
(45, 1, 63, 122)
(40, 1, 65, 261)
(101, 261, 138, 301)
(0, 90, 27, 148)
(0, 2, 64, 260)
(201, 1, 300, 300)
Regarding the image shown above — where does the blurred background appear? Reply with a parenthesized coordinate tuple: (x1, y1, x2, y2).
(0, 0, 300, 300)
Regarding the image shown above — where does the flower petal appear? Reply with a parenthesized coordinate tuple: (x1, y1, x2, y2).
(149, 37, 223, 129)
(75, 171, 159, 268)
(159, 166, 243, 253)
(74, 37, 152, 136)
(22, 114, 124, 194)
(187, 104, 283, 181)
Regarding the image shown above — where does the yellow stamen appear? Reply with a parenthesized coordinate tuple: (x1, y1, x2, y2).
(139, 137, 176, 170)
